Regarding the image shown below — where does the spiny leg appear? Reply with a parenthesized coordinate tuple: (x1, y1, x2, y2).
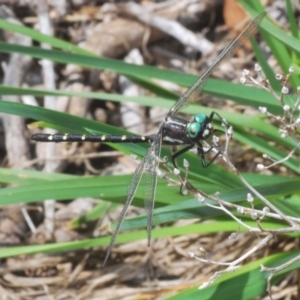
(171, 144, 195, 169)
(172, 142, 214, 168)
(204, 111, 230, 166)
(213, 128, 225, 135)
(207, 111, 229, 129)
(171, 142, 220, 170)
(196, 142, 221, 168)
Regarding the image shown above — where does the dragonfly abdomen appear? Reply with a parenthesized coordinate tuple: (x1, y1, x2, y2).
(31, 133, 155, 143)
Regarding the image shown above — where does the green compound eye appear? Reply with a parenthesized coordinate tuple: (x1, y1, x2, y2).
(187, 114, 208, 139)
(194, 113, 207, 124)
(187, 121, 201, 139)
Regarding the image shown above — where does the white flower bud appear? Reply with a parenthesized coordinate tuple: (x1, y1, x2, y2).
(242, 69, 250, 76)
(188, 251, 195, 258)
(259, 106, 267, 113)
(251, 212, 258, 220)
(227, 126, 233, 135)
(183, 159, 189, 168)
(283, 104, 290, 111)
(254, 64, 261, 72)
(229, 232, 237, 239)
(182, 188, 188, 195)
(263, 207, 270, 214)
(282, 86, 289, 94)
(237, 206, 244, 214)
(257, 164, 265, 171)
(198, 194, 205, 203)
(173, 168, 180, 175)
(240, 76, 247, 84)
(247, 193, 254, 202)
(212, 135, 219, 144)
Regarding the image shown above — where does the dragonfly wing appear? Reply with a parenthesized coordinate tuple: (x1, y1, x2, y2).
(102, 129, 162, 266)
(167, 12, 265, 118)
(142, 131, 162, 247)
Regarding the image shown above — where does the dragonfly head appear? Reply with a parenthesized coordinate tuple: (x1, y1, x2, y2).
(187, 113, 213, 141)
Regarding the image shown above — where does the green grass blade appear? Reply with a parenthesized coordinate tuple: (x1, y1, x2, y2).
(166, 251, 300, 300)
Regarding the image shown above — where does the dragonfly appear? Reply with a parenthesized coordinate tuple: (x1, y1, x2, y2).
(31, 12, 265, 266)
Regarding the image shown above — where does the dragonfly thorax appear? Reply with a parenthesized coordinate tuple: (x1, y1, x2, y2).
(187, 113, 212, 141)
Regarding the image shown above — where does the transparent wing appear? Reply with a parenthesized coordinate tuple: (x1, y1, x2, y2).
(167, 12, 266, 118)
(142, 132, 162, 246)
(102, 129, 162, 266)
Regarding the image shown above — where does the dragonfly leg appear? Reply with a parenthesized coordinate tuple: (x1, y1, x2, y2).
(171, 144, 194, 169)
(172, 143, 221, 169)
(196, 143, 221, 168)
(213, 128, 225, 135)
(208, 111, 228, 128)
(207, 111, 230, 142)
